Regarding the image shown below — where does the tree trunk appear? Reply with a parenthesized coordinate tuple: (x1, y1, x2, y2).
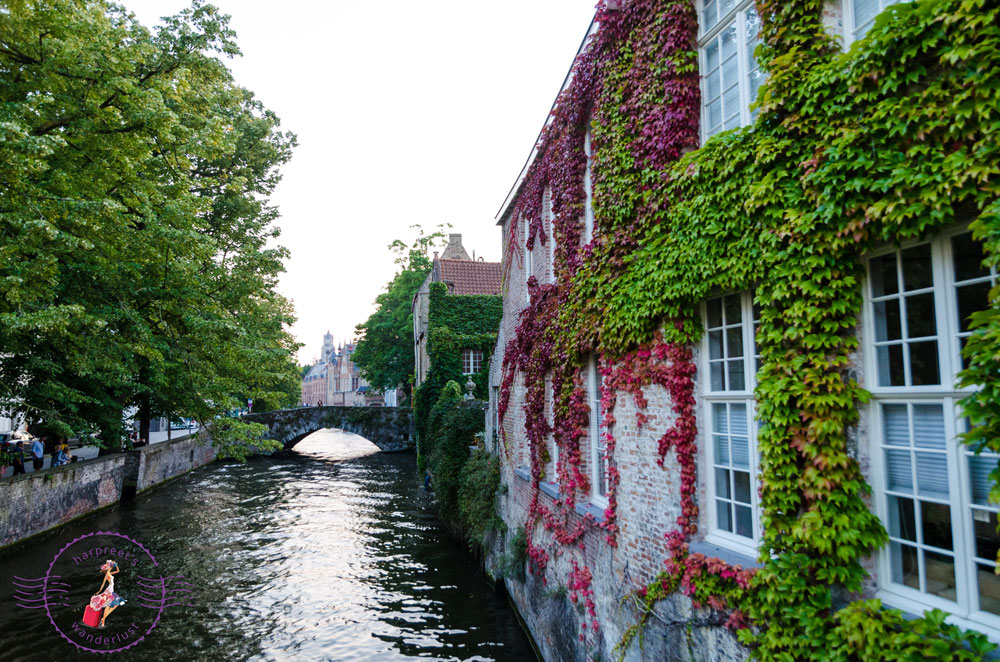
(139, 393, 150, 447)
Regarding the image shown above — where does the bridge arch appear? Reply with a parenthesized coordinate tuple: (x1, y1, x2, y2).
(243, 406, 414, 452)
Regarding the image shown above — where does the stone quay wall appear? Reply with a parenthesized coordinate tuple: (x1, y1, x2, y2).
(0, 434, 216, 549)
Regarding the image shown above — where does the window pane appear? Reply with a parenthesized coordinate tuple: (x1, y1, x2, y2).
(977, 564, 1000, 615)
(723, 294, 741, 325)
(902, 243, 933, 291)
(888, 495, 916, 541)
(726, 326, 744, 357)
(735, 505, 753, 538)
(706, 68, 722, 101)
(729, 403, 748, 436)
(853, 0, 880, 28)
(702, 0, 717, 30)
(709, 330, 724, 359)
(915, 452, 949, 499)
(734, 469, 751, 502)
(952, 232, 989, 282)
(973, 509, 999, 562)
(871, 253, 899, 297)
(904, 293, 936, 339)
(874, 300, 902, 342)
(707, 297, 723, 327)
(886, 450, 913, 493)
(710, 362, 724, 391)
(920, 501, 953, 551)
(908, 341, 940, 385)
(890, 541, 919, 588)
(877, 344, 905, 386)
(715, 467, 731, 498)
(912, 404, 945, 449)
(957, 281, 991, 334)
(721, 23, 737, 60)
(924, 550, 957, 601)
(717, 499, 732, 531)
(883, 404, 909, 446)
(727, 359, 745, 390)
(970, 455, 999, 506)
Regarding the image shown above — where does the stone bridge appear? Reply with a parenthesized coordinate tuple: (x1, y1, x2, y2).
(243, 406, 414, 452)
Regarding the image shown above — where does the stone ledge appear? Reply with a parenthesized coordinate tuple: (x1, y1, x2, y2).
(688, 540, 764, 569)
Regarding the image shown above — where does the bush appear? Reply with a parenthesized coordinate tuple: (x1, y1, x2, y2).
(458, 449, 506, 548)
(498, 526, 528, 582)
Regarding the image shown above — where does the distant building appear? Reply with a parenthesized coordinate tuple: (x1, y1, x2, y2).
(412, 233, 502, 388)
(300, 332, 380, 407)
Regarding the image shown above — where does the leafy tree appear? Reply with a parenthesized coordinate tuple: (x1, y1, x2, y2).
(353, 225, 447, 400)
(0, 0, 299, 456)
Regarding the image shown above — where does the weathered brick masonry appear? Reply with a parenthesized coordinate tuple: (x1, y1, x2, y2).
(0, 434, 216, 549)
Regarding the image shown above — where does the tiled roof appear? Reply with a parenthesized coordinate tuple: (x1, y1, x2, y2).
(437, 259, 502, 296)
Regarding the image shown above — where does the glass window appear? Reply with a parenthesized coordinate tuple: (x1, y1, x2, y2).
(850, 0, 905, 43)
(589, 356, 608, 505)
(867, 229, 1000, 627)
(462, 349, 483, 375)
(699, 2, 764, 140)
(703, 291, 760, 550)
(583, 129, 595, 244)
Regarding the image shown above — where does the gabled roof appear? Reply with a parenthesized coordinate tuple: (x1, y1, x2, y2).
(438, 259, 502, 295)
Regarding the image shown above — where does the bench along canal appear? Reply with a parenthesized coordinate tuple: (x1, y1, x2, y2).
(0, 429, 536, 661)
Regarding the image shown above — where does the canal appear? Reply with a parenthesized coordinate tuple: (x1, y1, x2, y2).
(0, 430, 537, 661)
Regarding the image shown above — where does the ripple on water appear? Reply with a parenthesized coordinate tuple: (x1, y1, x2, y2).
(1, 429, 537, 661)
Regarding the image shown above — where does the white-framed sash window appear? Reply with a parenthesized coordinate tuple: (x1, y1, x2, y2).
(522, 214, 532, 304)
(845, 0, 905, 45)
(703, 291, 761, 555)
(461, 348, 483, 375)
(589, 355, 608, 507)
(583, 129, 595, 244)
(866, 227, 1000, 633)
(544, 186, 556, 283)
(698, 0, 764, 140)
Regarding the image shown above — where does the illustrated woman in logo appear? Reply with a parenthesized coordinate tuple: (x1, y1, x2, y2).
(88, 560, 127, 628)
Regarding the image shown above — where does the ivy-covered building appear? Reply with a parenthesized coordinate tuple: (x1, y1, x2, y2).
(485, 1, 1000, 661)
(411, 235, 503, 447)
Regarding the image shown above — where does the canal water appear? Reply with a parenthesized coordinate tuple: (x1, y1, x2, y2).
(0, 430, 537, 661)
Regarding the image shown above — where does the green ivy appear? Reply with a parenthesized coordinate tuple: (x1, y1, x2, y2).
(506, 0, 1000, 659)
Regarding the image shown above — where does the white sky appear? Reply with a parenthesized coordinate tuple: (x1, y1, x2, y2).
(121, 0, 596, 364)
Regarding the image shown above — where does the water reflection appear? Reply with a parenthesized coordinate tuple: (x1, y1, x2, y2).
(0, 429, 535, 661)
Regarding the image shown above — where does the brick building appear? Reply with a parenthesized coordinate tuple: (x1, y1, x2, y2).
(412, 233, 502, 388)
(300, 333, 378, 407)
(486, 2, 1000, 661)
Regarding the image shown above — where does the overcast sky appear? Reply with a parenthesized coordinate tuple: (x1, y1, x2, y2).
(122, 0, 597, 364)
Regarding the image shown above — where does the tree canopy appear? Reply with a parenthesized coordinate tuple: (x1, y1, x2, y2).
(0, 0, 300, 448)
(352, 226, 447, 400)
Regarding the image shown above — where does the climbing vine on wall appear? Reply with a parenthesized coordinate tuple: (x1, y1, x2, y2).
(498, 0, 1000, 660)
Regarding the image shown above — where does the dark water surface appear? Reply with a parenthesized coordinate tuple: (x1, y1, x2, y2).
(0, 430, 536, 661)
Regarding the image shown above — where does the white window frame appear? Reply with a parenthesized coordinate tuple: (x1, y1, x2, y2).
(461, 348, 483, 375)
(701, 290, 762, 557)
(544, 186, 556, 283)
(583, 129, 595, 244)
(545, 373, 558, 484)
(843, 0, 906, 47)
(864, 226, 1000, 637)
(697, 0, 764, 142)
(588, 355, 609, 509)
(522, 214, 532, 304)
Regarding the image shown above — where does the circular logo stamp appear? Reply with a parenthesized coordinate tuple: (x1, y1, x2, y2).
(13, 531, 188, 654)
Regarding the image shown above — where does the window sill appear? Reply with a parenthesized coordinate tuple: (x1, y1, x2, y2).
(877, 588, 1000, 649)
(575, 501, 606, 523)
(689, 539, 764, 570)
(514, 466, 530, 482)
(539, 480, 560, 500)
